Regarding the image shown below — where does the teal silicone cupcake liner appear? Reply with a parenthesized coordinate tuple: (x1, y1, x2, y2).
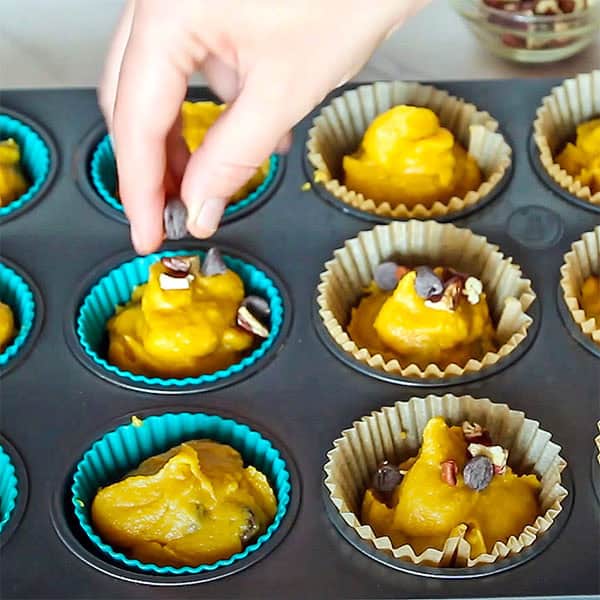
(71, 411, 293, 575)
(0, 113, 52, 219)
(90, 133, 281, 220)
(0, 444, 18, 535)
(0, 261, 38, 370)
(74, 248, 286, 391)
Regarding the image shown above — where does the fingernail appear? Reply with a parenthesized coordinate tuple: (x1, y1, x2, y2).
(130, 226, 150, 255)
(130, 226, 142, 251)
(190, 198, 225, 238)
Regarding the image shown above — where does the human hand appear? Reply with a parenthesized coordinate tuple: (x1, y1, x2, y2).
(100, 0, 429, 254)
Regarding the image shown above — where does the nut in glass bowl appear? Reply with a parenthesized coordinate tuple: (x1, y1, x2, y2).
(452, 0, 600, 63)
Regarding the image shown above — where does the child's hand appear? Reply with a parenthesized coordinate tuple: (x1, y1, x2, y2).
(100, 0, 428, 254)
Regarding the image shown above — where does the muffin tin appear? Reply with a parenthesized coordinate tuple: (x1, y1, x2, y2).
(0, 78, 598, 598)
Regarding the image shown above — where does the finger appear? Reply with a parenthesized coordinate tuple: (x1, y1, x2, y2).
(98, 0, 135, 131)
(165, 112, 190, 197)
(181, 71, 292, 238)
(275, 131, 293, 154)
(202, 54, 240, 103)
(113, 26, 198, 254)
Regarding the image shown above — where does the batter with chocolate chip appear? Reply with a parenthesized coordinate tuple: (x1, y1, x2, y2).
(361, 417, 541, 557)
(107, 248, 271, 378)
(347, 263, 496, 369)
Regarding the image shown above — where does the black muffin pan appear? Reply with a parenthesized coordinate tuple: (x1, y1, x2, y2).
(0, 79, 598, 599)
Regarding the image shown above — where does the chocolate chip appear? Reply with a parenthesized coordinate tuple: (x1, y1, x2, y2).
(414, 266, 444, 299)
(241, 509, 260, 544)
(372, 461, 403, 494)
(161, 256, 191, 278)
(463, 455, 494, 491)
(242, 295, 271, 325)
(163, 198, 188, 240)
(201, 247, 227, 276)
(374, 262, 400, 291)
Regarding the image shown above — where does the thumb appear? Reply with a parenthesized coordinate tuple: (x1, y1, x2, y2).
(181, 77, 291, 238)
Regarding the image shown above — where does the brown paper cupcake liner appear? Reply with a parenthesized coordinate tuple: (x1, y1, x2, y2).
(596, 422, 600, 466)
(317, 220, 536, 379)
(306, 81, 512, 219)
(560, 225, 600, 345)
(323, 394, 568, 568)
(533, 70, 600, 206)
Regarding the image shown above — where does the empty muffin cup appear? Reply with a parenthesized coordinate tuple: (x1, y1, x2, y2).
(560, 225, 600, 349)
(90, 134, 281, 221)
(316, 220, 536, 380)
(306, 81, 512, 220)
(0, 443, 18, 535)
(74, 248, 286, 391)
(323, 394, 568, 571)
(71, 411, 292, 575)
(0, 113, 52, 219)
(533, 70, 600, 208)
(0, 260, 38, 371)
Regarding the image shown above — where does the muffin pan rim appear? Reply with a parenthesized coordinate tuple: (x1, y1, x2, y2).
(592, 454, 600, 505)
(49, 404, 302, 586)
(76, 122, 287, 227)
(528, 132, 600, 215)
(0, 106, 59, 223)
(0, 433, 29, 548)
(63, 242, 293, 394)
(0, 257, 45, 378)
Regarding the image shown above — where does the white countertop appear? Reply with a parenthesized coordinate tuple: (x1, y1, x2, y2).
(0, 0, 598, 90)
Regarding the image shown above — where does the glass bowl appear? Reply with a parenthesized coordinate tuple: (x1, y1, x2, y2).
(452, 0, 600, 63)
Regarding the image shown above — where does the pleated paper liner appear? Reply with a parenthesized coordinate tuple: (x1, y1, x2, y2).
(533, 70, 600, 207)
(71, 411, 292, 575)
(75, 249, 285, 390)
(593, 422, 600, 505)
(0, 443, 18, 534)
(0, 113, 52, 219)
(90, 134, 281, 219)
(323, 394, 568, 569)
(0, 261, 38, 370)
(316, 220, 536, 379)
(560, 225, 600, 346)
(306, 81, 512, 219)
(597, 422, 600, 465)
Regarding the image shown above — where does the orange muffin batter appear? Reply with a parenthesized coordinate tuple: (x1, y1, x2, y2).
(347, 267, 496, 369)
(91, 440, 277, 567)
(107, 252, 265, 378)
(581, 275, 600, 322)
(0, 138, 29, 207)
(0, 301, 16, 352)
(556, 118, 600, 195)
(181, 101, 269, 202)
(343, 106, 482, 208)
(362, 417, 541, 557)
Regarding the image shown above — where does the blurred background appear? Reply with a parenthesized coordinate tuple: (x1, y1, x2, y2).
(1, 0, 598, 89)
